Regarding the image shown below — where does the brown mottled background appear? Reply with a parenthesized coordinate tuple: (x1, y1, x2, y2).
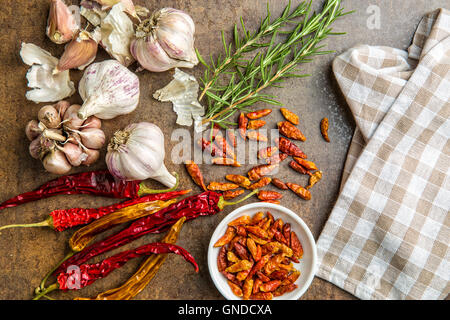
(0, 0, 447, 300)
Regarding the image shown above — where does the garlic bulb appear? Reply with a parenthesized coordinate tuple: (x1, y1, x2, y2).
(106, 122, 176, 187)
(47, 0, 79, 44)
(78, 60, 140, 120)
(54, 31, 98, 74)
(131, 8, 198, 72)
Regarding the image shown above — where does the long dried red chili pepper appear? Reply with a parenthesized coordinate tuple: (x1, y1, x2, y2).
(0, 171, 179, 212)
(34, 242, 198, 300)
(0, 190, 188, 232)
(54, 190, 259, 276)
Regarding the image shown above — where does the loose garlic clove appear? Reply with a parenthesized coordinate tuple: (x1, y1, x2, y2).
(38, 105, 61, 129)
(43, 149, 72, 175)
(54, 31, 98, 74)
(79, 128, 106, 150)
(63, 104, 84, 130)
(47, 0, 79, 44)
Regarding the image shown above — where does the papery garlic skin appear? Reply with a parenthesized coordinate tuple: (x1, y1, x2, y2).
(94, 0, 137, 18)
(47, 0, 79, 44)
(131, 8, 198, 72)
(20, 43, 75, 103)
(54, 31, 98, 74)
(78, 60, 140, 120)
(106, 122, 176, 187)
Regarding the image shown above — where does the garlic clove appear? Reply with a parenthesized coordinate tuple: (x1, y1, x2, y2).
(43, 149, 72, 175)
(82, 116, 102, 129)
(54, 100, 71, 118)
(54, 31, 98, 74)
(82, 148, 100, 166)
(47, 0, 79, 44)
(80, 128, 106, 150)
(29, 136, 42, 159)
(63, 104, 84, 130)
(25, 120, 42, 141)
(58, 143, 88, 167)
(38, 105, 61, 129)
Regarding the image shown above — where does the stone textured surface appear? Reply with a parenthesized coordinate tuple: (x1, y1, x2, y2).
(0, 0, 447, 300)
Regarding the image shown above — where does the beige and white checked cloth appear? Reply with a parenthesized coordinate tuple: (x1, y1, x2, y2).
(317, 9, 450, 300)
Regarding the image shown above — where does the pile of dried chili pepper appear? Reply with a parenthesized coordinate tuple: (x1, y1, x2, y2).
(0, 170, 179, 212)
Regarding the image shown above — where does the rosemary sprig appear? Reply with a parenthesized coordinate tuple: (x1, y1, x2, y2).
(197, 0, 350, 127)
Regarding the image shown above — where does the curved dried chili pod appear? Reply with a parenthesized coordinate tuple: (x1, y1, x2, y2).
(280, 108, 299, 125)
(289, 160, 311, 176)
(185, 160, 207, 191)
(198, 138, 223, 157)
(276, 137, 307, 158)
(271, 178, 288, 190)
(248, 120, 266, 130)
(321, 117, 330, 142)
(227, 130, 237, 148)
(278, 121, 306, 141)
(243, 277, 254, 300)
(207, 182, 239, 192)
(266, 152, 288, 165)
(226, 175, 251, 189)
(257, 190, 283, 201)
(246, 109, 272, 119)
(238, 113, 248, 140)
(215, 134, 236, 160)
(249, 177, 272, 190)
(306, 170, 323, 190)
(223, 189, 245, 200)
(212, 158, 241, 167)
(293, 157, 318, 171)
(248, 164, 278, 181)
(214, 226, 236, 247)
(286, 182, 311, 201)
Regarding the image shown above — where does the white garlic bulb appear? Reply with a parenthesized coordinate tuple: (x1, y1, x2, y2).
(131, 8, 198, 72)
(106, 122, 176, 187)
(78, 60, 140, 120)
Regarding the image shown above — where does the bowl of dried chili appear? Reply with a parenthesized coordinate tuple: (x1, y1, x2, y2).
(208, 202, 317, 300)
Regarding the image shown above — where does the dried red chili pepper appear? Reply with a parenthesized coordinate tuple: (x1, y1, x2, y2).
(273, 284, 298, 297)
(223, 190, 245, 200)
(248, 164, 278, 181)
(306, 170, 323, 190)
(215, 134, 236, 160)
(289, 160, 311, 176)
(271, 178, 288, 190)
(229, 215, 252, 226)
(276, 137, 307, 158)
(227, 130, 237, 148)
(0, 170, 179, 212)
(266, 152, 288, 165)
(246, 131, 268, 142)
(250, 292, 273, 300)
(207, 182, 239, 192)
(246, 109, 272, 119)
(290, 231, 304, 259)
(54, 190, 258, 276)
(0, 189, 186, 233)
(198, 138, 223, 157)
(217, 246, 228, 272)
(185, 161, 207, 191)
(320, 117, 330, 142)
(286, 182, 311, 200)
(212, 158, 241, 167)
(278, 121, 306, 141)
(257, 147, 278, 160)
(249, 177, 272, 190)
(214, 226, 236, 247)
(282, 223, 291, 247)
(294, 157, 318, 171)
(280, 108, 299, 125)
(247, 120, 266, 130)
(234, 242, 250, 261)
(238, 113, 248, 140)
(225, 175, 251, 189)
(228, 281, 243, 297)
(243, 277, 254, 300)
(257, 190, 283, 201)
(259, 280, 281, 292)
(34, 242, 198, 299)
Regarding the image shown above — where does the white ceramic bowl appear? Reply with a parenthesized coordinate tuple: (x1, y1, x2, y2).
(208, 202, 317, 300)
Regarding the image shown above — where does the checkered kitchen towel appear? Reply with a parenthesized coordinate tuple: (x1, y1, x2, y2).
(316, 9, 450, 300)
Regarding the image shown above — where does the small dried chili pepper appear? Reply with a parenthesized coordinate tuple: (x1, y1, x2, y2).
(228, 281, 243, 297)
(225, 260, 252, 273)
(277, 137, 307, 158)
(227, 130, 237, 148)
(247, 120, 266, 130)
(257, 271, 271, 282)
(0, 170, 179, 212)
(207, 182, 239, 192)
(280, 108, 299, 125)
(215, 134, 236, 160)
(258, 147, 278, 160)
(270, 270, 289, 281)
(212, 158, 241, 167)
(282, 223, 291, 247)
(225, 175, 251, 189)
(246, 131, 268, 142)
(246, 109, 272, 119)
(281, 271, 301, 286)
(54, 190, 259, 277)
(235, 225, 247, 237)
(248, 234, 268, 245)
(253, 278, 263, 294)
(237, 268, 252, 281)
(286, 182, 311, 200)
(214, 226, 236, 247)
(74, 218, 187, 300)
(185, 161, 207, 191)
(266, 152, 288, 165)
(250, 292, 273, 300)
(306, 170, 323, 190)
(227, 251, 240, 263)
(259, 280, 281, 292)
(289, 160, 311, 176)
(243, 277, 254, 300)
(257, 190, 283, 201)
(34, 242, 198, 299)
(228, 215, 251, 226)
(246, 238, 259, 261)
(290, 232, 304, 259)
(198, 138, 223, 157)
(218, 246, 228, 272)
(273, 284, 298, 297)
(251, 212, 264, 225)
(293, 157, 318, 171)
(247, 254, 271, 279)
(278, 121, 306, 141)
(238, 113, 248, 140)
(223, 190, 245, 200)
(274, 230, 288, 245)
(271, 178, 288, 190)
(320, 117, 330, 142)
(246, 226, 269, 239)
(234, 242, 251, 261)
(69, 198, 179, 253)
(248, 164, 278, 181)
(249, 177, 272, 190)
